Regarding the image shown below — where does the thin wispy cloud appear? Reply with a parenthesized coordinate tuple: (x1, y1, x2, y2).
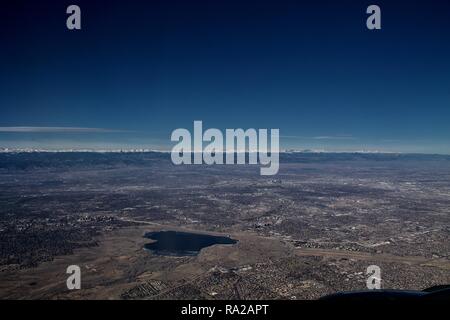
(280, 135, 356, 140)
(312, 136, 356, 140)
(0, 127, 128, 133)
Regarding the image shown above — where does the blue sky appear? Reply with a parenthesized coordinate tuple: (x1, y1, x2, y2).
(1, 0, 449, 153)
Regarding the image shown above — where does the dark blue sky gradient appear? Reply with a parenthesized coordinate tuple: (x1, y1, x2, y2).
(1, 0, 449, 152)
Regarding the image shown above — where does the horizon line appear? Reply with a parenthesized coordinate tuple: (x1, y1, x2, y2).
(1, 148, 449, 156)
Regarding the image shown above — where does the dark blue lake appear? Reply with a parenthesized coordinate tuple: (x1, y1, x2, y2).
(144, 231, 237, 256)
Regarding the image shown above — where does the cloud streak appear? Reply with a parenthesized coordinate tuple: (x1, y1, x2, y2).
(280, 135, 356, 140)
(0, 127, 127, 133)
(312, 136, 356, 140)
